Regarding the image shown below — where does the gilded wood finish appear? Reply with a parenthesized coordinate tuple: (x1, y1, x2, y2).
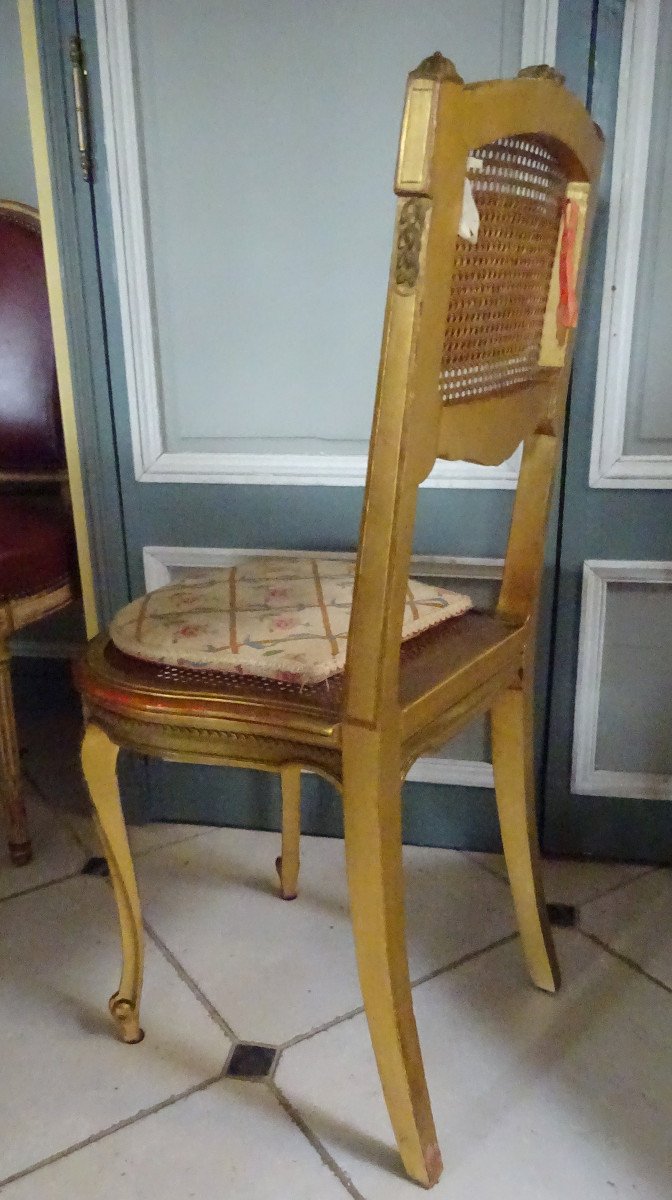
(75, 58, 602, 1188)
(81, 724, 144, 1043)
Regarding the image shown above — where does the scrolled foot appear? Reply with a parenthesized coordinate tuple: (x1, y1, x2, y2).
(275, 855, 297, 901)
(9, 839, 32, 866)
(109, 993, 144, 1044)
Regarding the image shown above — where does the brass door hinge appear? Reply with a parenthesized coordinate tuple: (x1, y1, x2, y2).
(69, 35, 92, 182)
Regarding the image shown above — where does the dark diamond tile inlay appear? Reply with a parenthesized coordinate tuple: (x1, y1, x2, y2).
(81, 856, 110, 878)
(226, 1042, 277, 1079)
(547, 902, 577, 928)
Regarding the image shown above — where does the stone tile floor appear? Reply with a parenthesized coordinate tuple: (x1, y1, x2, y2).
(1, 780, 671, 1198)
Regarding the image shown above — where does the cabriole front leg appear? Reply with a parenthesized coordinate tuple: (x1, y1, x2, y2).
(81, 722, 145, 1043)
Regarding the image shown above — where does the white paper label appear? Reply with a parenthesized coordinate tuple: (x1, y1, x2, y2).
(458, 156, 483, 244)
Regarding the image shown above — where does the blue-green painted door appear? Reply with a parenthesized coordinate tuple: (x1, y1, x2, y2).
(544, 0, 672, 862)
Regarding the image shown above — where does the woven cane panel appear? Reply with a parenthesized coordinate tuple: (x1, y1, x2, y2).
(440, 137, 567, 404)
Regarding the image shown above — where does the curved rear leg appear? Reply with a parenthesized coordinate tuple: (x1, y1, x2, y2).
(81, 722, 145, 1042)
(491, 681, 560, 992)
(276, 764, 301, 900)
(342, 727, 442, 1188)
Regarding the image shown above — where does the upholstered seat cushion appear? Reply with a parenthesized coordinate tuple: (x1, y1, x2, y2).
(0, 496, 74, 601)
(110, 557, 473, 685)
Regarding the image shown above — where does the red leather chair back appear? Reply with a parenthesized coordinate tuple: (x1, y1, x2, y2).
(0, 205, 64, 471)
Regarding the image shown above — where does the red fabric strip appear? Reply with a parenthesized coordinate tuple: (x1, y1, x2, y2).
(557, 198, 579, 329)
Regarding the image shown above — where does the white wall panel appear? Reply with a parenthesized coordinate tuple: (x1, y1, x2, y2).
(572, 561, 672, 799)
(132, 0, 522, 452)
(623, 1, 672, 454)
(590, 0, 672, 486)
(97, 0, 555, 485)
(596, 582, 672, 773)
(0, 0, 37, 205)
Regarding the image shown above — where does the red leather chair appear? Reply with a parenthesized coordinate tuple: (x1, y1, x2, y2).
(0, 200, 76, 865)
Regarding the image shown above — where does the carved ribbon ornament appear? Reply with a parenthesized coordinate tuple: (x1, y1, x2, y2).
(395, 197, 430, 291)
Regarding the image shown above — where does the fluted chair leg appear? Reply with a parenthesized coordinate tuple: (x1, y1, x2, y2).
(491, 679, 560, 993)
(276, 764, 301, 900)
(81, 722, 145, 1043)
(342, 727, 442, 1188)
(0, 641, 31, 865)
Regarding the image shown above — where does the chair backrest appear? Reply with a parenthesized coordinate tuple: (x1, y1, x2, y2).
(0, 200, 64, 477)
(345, 56, 603, 727)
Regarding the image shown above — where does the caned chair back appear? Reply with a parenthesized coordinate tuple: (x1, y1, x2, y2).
(345, 57, 603, 726)
(0, 201, 64, 478)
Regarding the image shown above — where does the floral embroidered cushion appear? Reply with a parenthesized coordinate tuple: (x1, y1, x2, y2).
(109, 557, 473, 686)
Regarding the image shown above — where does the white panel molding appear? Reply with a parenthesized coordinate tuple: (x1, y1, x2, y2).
(133, 450, 521, 489)
(95, 0, 550, 489)
(143, 544, 501, 788)
(95, 0, 164, 479)
(589, 0, 672, 488)
(405, 756, 494, 788)
(142, 544, 505, 591)
(572, 560, 672, 800)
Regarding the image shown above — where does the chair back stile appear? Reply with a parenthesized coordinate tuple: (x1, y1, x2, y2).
(344, 57, 603, 728)
(344, 55, 467, 728)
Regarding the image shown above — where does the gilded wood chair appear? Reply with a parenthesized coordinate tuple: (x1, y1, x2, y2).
(74, 58, 602, 1188)
(0, 201, 76, 865)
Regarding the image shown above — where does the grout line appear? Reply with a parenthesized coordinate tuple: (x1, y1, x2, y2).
(0, 867, 85, 906)
(460, 851, 509, 886)
(62, 815, 96, 856)
(267, 1047, 281, 1085)
(463, 852, 665, 911)
(62, 810, 210, 861)
(409, 931, 519, 990)
(578, 926, 672, 997)
(279, 931, 518, 1053)
(144, 919, 239, 1043)
(130, 828, 212, 858)
(279, 1001, 366, 1052)
(268, 1081, 367, 1200)
(575, 864, 661, 908)
(0, 1070, 227, 1191)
